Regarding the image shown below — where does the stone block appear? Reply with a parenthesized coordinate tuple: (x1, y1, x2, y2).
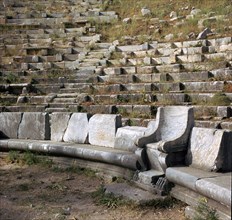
(183, 81, 224, 91)
(133, 74, 152, 83)
(186, 127, 232, 172)
(156, 93, 187, 104)
(137, 66, 156, 74)
(0, 112, 22, 138)
(137, 170, 164, 186)
(133, 105, 153, 115)
(87, 105, 117, 114)
(169, 71, 210, 82)
(51, 113, 71, 142)
(115, 126, 148, 152)
(177, 54, 203, 63)
(63, 113, 90, 143)
(196, 175, 231, 206)
(88, 114, 122, 148)
(103, 67, 122, 75)
(166, 167, 222, 191)
(18, 112, 50, 140)
(217, 106, 231, 118)
(105, 183, 158, 205)
(121, 66, 136, 74)
(156, 64, 181, 73)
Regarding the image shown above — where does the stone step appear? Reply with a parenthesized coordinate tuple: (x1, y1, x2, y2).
(104, 182, 164, 205)
(2, 105, 45, 112)
(168, 71, 212, 82)
(211, 68, 232, 80)
(52, 97, 78, 103)
(33, 84, 62, 94)
(188, 92, 232, 104)
(0, 96, 18, 103)
(182, 81, 225, 92)
(134, 170, 165, 193)
(45, 107, 69, 112)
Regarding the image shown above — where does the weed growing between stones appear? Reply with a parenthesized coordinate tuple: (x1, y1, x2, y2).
(193, 198, 219, 220)
(209, 92, 231, 106)
(141, 196, 181, 209)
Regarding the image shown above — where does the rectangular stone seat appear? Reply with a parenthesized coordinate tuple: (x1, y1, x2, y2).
(0, 139, 142, 171)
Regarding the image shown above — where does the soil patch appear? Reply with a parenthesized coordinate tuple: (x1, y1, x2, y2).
(0, 154, 187, 220)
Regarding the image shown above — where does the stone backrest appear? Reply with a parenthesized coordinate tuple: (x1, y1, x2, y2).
(0, 112, 50, 140)
(0, 112, 122, 148)
(141, 106, 194, 152)
(0, 112, 23, 139)
(186, 127, 232, 172)
(89, 114, 122, 148)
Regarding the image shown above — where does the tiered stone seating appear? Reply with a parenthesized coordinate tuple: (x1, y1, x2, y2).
(0, 0, 231, 129)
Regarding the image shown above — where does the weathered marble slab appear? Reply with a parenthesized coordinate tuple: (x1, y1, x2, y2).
(88, 114, 122, 147)
(18, 112, 50, 140)
(0, 112, 22, 138)
(63, 113, 90, 143)
(186, 127, 232, 172)
(50, 112, 71, 142)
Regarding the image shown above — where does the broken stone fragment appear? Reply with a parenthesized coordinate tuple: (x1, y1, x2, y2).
(122, 17, 131, 24)
(141, 7, 151, 16)
(197, 28, 212, 39)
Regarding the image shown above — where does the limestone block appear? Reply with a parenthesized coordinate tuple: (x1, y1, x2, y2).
(197, 28, 212, 39)
(18, 112, 50, 140)
(133, 105, 153, 115)
(51, 113, 71, 142)
(177, 54, 203, 63)
(183, 81, 224, 91)
(88, 114, 122, 148)
(141, 7, 151, 16)
(63, 113, 90, 143)
(122, 66, 136, 74)
(134, 74, 152, 83)
(87, 105, 117, 114)
(183, 40, 206, 48)
(117, 45, 143, 52)
(115, 125, 150, 152)
(104, 67, 122, 75)
(156, 64, 181, 73)
(221, 122, 232, 130)
(0, 112, 22, 138)
(137, 170, 164, 186)
(217, 106, 231, 118)
(137, 66, 156, 74)
(156, 93, 186, 104)
(186, 127, 232, 171)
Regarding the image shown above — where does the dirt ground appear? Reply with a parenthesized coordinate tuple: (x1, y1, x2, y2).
(0, 154, 187, 220)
